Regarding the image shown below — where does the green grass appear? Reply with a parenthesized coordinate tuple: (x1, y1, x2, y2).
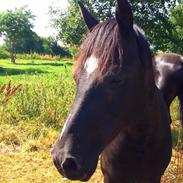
(0, 58, 72, 83)
(0, 58, 182, 183)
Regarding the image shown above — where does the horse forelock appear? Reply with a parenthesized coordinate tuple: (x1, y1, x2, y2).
(73, 19, 123, 81)
(73, 20, 152, 82)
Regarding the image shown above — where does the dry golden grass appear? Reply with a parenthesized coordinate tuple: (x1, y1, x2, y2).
(0, 117, 183, 183)
(162, 120, 183, 183)
(0, 149, 182, 183)
(162, 150, 183, 183)
(0, 151, 103, 183)
(0, 120, 182, 183)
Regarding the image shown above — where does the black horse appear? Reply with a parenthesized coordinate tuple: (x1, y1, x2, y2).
(52, 0, 172, 182)
(154, 53, 183, 125)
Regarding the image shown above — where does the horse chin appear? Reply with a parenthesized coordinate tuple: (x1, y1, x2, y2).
(80, 175, 92, 182)
(80, 161, 98, 182)
(62, 166, 97, 182)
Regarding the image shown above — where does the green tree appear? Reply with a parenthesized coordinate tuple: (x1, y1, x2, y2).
(49, 0, 114, 46)
(131, 0, 180, 52)
(168, 0, 183, 53)
(3, 30, 44, 54)
(0, 7, 35, 63)
(50, 1, 85, 46)
(50, 0, 182, 54)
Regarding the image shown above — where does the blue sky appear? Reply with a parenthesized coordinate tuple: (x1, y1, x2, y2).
(0, 0, 68, 41)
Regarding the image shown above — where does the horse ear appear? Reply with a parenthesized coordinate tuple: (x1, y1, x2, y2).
(115, 0, 133, 36)
(78, 1, 99, 31)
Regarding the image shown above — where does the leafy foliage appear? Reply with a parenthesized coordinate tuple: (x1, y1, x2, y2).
(40, 37, 71, 56)
(131, 0, 181, 53)
(1, 32, 71, 57)
(0, 49, 10, 59)
(169, 1, 183, 53)
(0, 7, 35, 63)
(50, 1, 86, 45)
(50, 0, 183, 54)
(0, 7, 70, 60)
(49, 0, 114, 46)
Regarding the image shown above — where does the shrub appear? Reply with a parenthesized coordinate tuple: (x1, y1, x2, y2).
(69, 46, 79, 60)
(16, 53, 59, 61)
(15, 53, 72, 61)
(0, 50, 10, 59)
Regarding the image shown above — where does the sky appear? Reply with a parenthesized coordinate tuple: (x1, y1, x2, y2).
(0, 0, 68, 43)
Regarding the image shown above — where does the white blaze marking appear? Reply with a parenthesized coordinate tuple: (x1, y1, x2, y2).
(84, 55, 98, 76)
(60, 113, 72, 139)
(157, 61, 175, 71)
(156, 77, 163, 89)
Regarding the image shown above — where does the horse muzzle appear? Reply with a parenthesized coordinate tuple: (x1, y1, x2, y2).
(51, 142, 98, 181)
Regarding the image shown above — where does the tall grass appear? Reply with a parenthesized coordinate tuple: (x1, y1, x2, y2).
(0, 75, 75, 128)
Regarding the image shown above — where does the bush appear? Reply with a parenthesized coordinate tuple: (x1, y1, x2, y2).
(16, 53, 71, 61)
(0, 50, 10, 59)
(61, 48, 71, 57)
(69, 46, 79, 60)
(16, 53, 59, 61)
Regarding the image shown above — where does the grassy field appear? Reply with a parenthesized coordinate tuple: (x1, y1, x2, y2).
(0, 58, 183, 183)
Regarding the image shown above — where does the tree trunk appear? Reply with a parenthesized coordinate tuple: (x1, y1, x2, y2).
(10, 40, 16, 64)
(10, 52, 16, 64)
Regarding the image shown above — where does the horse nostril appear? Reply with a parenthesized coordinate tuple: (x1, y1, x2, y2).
(62, 158, 79, 173)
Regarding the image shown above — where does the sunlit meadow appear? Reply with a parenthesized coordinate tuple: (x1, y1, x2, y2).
(0, 59, 182, 183)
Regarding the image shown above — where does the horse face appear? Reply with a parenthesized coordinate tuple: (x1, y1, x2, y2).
(52, 0, 144, 181)
(52, 57, 140, 181)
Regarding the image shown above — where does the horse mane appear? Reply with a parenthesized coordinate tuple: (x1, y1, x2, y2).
(73, 19, 122, 80)
(133, 24, 155, 87)
(73, 19, 153, 82)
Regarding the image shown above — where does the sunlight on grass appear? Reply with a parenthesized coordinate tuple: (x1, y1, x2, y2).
(0, 122, 103, 183)
(0, 151, 103, 183)
(0, 59, 183, 183)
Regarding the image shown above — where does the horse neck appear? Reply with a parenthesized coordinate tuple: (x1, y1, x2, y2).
(102, 84, 170, 157)
(100, 89, 171, 183)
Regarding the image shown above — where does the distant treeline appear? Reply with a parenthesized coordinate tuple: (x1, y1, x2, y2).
(0, 50, 72, 61)
(0, 35, 71, 58)
(50, 0, 183, 54)
(0, 7, 71, 63)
